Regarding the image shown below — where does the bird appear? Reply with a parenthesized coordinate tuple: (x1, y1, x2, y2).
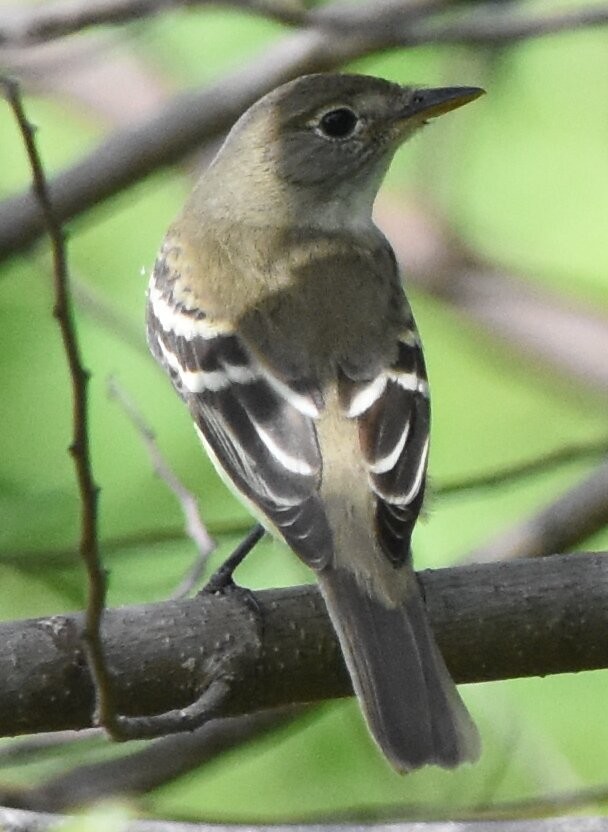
(146, 72, 483, 772)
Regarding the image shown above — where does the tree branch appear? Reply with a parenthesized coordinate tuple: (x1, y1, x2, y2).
(398, 4, 608, 47)
(0, 0, 308, 47)
(464, 460, 608, 563)
(0, 552, 606, 739)
(2, 1, 608, 262)
(7, 708, 303, 811)
(377, 200, 608, 396)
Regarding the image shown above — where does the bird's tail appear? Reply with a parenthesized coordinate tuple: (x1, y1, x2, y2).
(317, 565, 480, 772)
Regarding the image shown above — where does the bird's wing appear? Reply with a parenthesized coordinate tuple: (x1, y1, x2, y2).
(338, 329, 430, 566)
(147, 280, 333, 570)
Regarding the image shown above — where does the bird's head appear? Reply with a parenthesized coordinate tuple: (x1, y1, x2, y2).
(199, 73, 484, 226)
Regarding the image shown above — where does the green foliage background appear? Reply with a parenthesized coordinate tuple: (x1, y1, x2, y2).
(1, 0, 607, 821)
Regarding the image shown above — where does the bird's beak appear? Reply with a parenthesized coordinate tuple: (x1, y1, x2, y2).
(400, 86, 485, 122)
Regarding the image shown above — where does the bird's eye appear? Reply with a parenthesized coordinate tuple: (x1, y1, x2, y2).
(317, 107, 359, 139)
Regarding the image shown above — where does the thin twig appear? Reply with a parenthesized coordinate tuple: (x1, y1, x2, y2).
(107, 376, 216, 598)
(2, 1, 608, 262)
(0, 77, 119, 737)
(436, 437, 608, 497)
(0, 519, 252, 570)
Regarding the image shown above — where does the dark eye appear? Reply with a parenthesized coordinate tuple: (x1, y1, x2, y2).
(318, 107, 359, 139)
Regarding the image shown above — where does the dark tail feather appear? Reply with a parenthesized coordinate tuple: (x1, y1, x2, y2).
(317, 566, 480, 772)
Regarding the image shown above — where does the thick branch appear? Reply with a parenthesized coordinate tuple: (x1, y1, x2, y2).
(0, 552, 606, 738)
(0, 0, 307, 46)
(2, 1, 608, 262)
(10, 709, 301, 811)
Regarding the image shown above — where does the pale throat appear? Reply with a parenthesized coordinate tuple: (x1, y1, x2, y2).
(198, 141, 392, 234)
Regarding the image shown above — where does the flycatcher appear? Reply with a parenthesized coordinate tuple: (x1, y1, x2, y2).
(147, 73, 483, 772)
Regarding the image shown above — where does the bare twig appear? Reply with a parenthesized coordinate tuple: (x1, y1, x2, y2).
(0, 0, 308, 46)
(2, 1, 608, 262)
(464, 459, 608, 563)
(0, 519, 252, 570)
(0, 77, 118, 736)
(436, 437, 608, 497)
(107, 377, 216, 598)
(398, 4, 608, 47)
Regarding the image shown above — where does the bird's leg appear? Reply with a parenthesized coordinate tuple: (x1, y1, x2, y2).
(202, 523, 265, 595)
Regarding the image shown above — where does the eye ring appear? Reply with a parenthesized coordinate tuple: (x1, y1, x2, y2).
(316, 107, 360, 140)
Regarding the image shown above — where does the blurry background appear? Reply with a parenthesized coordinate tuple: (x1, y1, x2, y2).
(1, 0, 608, 823)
